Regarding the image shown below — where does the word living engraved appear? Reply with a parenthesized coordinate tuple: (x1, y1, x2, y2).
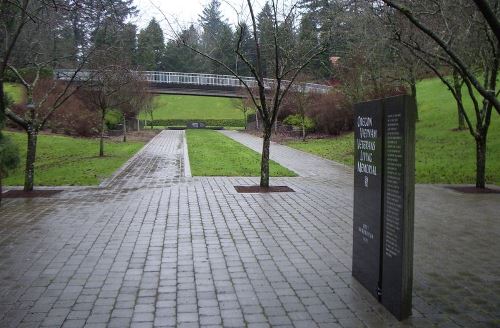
(356, 116, 378, 184)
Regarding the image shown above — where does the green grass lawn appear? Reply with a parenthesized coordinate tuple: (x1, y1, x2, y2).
(288, 133, 355, 167)
(186, 130, 296, 177)
(4, 83, 24, 103)
(139, 94, 245, 120)
(3, 131, 144, 186)
(286, 78, 500, 185)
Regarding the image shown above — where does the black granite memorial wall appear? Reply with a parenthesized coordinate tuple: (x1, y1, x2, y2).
(352, 95, 416, 321)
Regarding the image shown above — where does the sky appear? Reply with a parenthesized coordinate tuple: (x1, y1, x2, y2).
(132, 0, 265, 31)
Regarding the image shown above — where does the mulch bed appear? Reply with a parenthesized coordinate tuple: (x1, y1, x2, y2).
(446, 186, 500, 194)
(234, 185, 295, 193)
(2, 190, 63, 198)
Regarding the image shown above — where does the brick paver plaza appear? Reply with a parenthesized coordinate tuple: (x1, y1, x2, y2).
(0, 130, 498, 328)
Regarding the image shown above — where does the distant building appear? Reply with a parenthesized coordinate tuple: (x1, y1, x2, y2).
(330, 56, 341, 66)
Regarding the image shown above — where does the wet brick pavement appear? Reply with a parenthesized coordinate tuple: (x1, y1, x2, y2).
(0, 130, 498, 328)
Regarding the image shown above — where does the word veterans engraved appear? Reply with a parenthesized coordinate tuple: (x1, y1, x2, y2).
(352, 95, 416, 321)
(352, 100, 383, 301)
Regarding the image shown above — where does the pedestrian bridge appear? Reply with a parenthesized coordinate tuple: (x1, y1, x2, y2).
(54, 70, 332, 98)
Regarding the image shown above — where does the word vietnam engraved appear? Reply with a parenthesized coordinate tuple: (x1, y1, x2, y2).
(352, 95, 416, 321)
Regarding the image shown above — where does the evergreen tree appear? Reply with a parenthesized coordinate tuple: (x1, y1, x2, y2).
(235, 23, 255, 76)
(137, 18, 165, 70)
(199, 0, 234, 74)
(257, 2, 275, 77)
(298, 0, 354, 79)
(298, 12, 324, 77)
(164, 25, 203, 72)
(94, 21, 138, 65)
(67, 0, 137, 63)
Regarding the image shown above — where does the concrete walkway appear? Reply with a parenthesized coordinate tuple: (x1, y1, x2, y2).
(0, 130, 498, 328)
(100, 130, 187, 189)
(219, 130, 352, 181)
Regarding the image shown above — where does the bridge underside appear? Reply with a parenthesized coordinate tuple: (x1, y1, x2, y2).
(149, 83, 245, 98)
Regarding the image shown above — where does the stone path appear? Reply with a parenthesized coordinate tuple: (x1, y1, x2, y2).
(0, 130, 498, 328)
(100, 130, 187, 190)
(219, 131, 351, 180)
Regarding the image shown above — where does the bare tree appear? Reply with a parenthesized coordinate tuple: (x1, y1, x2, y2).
(283, 75, 315, 141)
(117, 74, 151, 142)
(5, 62, 91, 191)
(452, 68, 466, 130)
(142, 96, 156, 130)
(0, 0, 100, 191)
(0, 0, 43, 194)
(381, 0, 500, 115)
(82, 64, 141, 156)
(160, 0, 327, 187)
(471, 0, 500, 43)
(379, 0, 499, 188)
(234, 93, 254, 129)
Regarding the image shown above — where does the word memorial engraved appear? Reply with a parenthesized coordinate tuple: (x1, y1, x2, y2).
(352, 95, 416, 321)
(352, 100, 383, 300)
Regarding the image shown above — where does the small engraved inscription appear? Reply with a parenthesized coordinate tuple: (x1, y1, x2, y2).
(384, 113, 403, 258)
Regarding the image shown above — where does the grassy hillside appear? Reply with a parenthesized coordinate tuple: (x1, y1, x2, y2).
(3, 131, 144, 186)
(287, 78, 500, 185)
(187, 130, 296, 177)
(4, 83, 24, 103)
(139, 94, 245, 120)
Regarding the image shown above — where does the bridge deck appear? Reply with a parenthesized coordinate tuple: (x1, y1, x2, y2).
(54, 70, 332, 95)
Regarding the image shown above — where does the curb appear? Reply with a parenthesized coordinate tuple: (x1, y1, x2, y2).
(183, 131, 192, 178)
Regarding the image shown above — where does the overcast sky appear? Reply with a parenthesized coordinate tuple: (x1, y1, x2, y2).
(132, 0, 266, 31)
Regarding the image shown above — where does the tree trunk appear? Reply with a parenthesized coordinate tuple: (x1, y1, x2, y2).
(410, 81, 419, 121)
(122, 116, 127, 142)
(260, 126, 272, 188)
(475, 134, 487, 189)
(457, 106, 465, 130)
(100, 108, 105, 157)
(150, 112, 154, 129)
(256, 113, 259, 130)
(244, 111, 247, 129)
(0, 175, 3, 206)
(453, 71, 465, 130)
(301, 116, 306, 141)
(24, 129, 37, 192)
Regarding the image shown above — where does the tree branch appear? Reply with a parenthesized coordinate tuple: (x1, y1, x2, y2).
(5, 108, 28, 130)
(382, 0, 500, 115)
(472, 0, 500, 43)
(409, 48, 476, 138)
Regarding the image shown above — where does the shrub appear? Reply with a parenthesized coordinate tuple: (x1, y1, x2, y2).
(307, 91, 354, 135)
(283, 114, 315, 132)
(280, 90, 353, 135)
(105, 109, 122, 130)
(27, 80, 101, 137)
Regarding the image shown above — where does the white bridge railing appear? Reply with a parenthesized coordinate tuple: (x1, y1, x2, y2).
(54, 70, 332, 94)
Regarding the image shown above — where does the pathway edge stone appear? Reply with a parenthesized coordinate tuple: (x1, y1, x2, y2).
(183, 130, 192, 177)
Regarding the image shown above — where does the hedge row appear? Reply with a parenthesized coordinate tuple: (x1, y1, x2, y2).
(146, 119, 245, 127)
